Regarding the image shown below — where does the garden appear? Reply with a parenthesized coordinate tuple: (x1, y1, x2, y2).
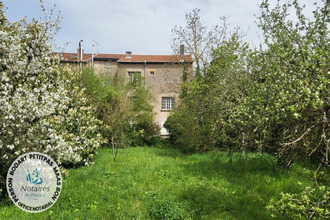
(0, 0, 329, 219)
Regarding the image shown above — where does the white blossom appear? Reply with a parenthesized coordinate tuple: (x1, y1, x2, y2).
(0, 5, 105, 186)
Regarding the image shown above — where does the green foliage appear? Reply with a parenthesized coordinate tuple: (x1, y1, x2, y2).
(165, 34, 250, 154)
(147, 194, 185, 220)
(167, 3, 330, 218)
(128, 85, 160, 146)
(246, 0, 330, 168)
(74, 68, 160, 152)
(0, 2, 104, 198)
(267, 185, 330, 219)
(167, 1, 330, 169)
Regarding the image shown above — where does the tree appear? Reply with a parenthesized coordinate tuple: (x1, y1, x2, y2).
(250, 0, 330, 168)
(206, 34, 252, 161)
(0, 2, 104, 198)
(168, 1, 330, 170)
(75, 68, 159, 162)
(165, 33, 250, 154)
(171, 8, 229, 75)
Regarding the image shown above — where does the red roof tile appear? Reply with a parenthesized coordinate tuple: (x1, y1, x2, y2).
(55, 52, 92, 63)
(118, 54, 193, 63)
(55, 52, 193, 63)
(95, 54, 123, 59)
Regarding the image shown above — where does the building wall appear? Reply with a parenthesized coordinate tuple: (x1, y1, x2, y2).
(61, 59, 192, 136)
(93, 60, 118, 78)
(117, 62, 190, 135)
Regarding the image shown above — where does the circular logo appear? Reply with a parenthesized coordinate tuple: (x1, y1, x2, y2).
(6, 152, 62, 213)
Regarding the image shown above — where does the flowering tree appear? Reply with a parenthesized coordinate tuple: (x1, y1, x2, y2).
(0, 2, 104, 197)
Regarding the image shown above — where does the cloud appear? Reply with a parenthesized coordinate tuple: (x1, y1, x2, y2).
(2, 0, 326, 55)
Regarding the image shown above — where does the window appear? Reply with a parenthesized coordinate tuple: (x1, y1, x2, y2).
(128, 72, 141, 84)
(149, 70, 155, 76)
(161, 97, 175, 111)
(105, 61, 111, 68)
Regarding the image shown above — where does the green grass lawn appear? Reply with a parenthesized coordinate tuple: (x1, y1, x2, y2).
(0, 146, 321, 219)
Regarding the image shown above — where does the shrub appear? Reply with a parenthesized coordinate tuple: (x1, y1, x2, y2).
(147, 194, 185, 220)
(74, 68, 160, 152)
(267, 185, 330, 219)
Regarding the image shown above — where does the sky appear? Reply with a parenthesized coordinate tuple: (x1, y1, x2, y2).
(1, 0, 324, 55)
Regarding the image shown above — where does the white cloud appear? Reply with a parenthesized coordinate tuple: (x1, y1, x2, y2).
(2, 0, 326, 55)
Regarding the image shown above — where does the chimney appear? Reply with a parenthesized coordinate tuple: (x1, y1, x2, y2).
(125, 51, 132, 58)
(77, 40, 84, 62)
(180, 44, 184, 62)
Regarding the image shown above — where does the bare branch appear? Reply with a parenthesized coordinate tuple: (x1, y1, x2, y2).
(282, 125, 315, 146)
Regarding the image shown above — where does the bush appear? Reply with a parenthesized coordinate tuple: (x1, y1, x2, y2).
(128, 86, 160, 146)
(267, 185, 330, 219)
(146, 193, 185, 220)
(164, 103, 210, 153)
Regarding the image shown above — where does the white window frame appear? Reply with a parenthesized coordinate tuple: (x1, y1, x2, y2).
(161, 97, 175, 111)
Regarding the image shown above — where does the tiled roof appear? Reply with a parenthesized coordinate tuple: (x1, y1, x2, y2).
(95, 54, 123, 59)
(118, 54, 193, 63)
(54, 52, 92, 63)
(55, 52, 193, 63)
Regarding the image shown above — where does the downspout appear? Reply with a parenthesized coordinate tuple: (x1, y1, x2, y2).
(144, 60, 146, 89)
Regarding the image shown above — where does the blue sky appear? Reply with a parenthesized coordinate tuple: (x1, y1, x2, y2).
(2, 0, 323, 55)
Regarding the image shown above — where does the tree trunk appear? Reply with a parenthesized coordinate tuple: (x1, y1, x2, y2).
(111, 136, 116, 162)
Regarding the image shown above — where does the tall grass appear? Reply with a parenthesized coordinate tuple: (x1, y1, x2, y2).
(0, 146, 323, 219)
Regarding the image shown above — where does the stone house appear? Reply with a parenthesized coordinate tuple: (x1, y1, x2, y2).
(56, 43, 193, 136)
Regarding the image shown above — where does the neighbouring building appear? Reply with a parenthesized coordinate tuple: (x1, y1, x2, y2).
(55, 42, 193, 136)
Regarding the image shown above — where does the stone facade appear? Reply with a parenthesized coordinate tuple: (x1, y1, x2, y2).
(56, 45, 193, 136)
